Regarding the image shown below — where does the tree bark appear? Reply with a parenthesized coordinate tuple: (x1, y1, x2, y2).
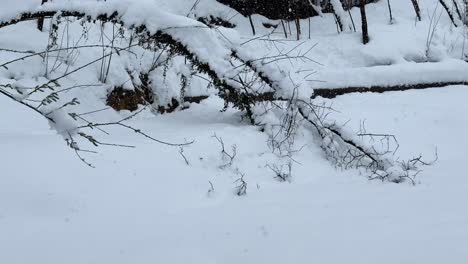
(37, 0, 48, 31)
(312, 81, 468, 98)
(248, 15, 256, 35)
(452, 0, 463, 21)
(359, 0, 369, 44)
(410, 0, 422, 21)
(439, 0, 460, 27)
(295, 18, 301, 40)
(329, 1, 345, 32)
(387, 0, 394, 23)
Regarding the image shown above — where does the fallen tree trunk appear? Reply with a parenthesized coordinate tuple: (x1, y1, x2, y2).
(183, 81, 468, 103)
(0, 5, 442, 183)
(312, 81, 468, 98)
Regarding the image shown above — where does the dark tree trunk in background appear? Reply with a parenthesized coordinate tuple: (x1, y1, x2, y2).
(410, 0, 421, 21)
(248, 15, 256, 35)
(295, 18, 301, 40)
(359, 0, 369, 44)
(216, 0, 378, 21)
(37, 0, 48, 31)
(387, 0, 393, 23)
(452, 0, 463, 21)
(217, 0, 317, 20)
(332, 11, 344, 32)
(438, 0, 459, 27)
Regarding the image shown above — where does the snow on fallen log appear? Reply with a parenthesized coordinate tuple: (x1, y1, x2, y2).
(310, 59, 468, 90)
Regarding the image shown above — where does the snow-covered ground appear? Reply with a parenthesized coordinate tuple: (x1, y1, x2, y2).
(1, 86, 468, 263)
(1, 0, 468, 263)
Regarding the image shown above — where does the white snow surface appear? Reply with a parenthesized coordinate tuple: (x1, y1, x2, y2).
(1, 0, 468, 263)
(2, 87, 468, 264)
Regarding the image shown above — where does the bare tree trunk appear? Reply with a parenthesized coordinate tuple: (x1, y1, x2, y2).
(281, 19, 288, 38)
(248, 15, 256, 35)
(295, 18, 301, 40)
(333, 13, 344, 33)
(410, 0, 422, 21)
(346, 0, 357, 32)
(37, 0, 48, 31)
(359, 0, 369, 44)
(465, 0, 468, 25)
(439, 0, 460, 27)
(330, 0, 345, 32)
(452, 0, 463, 21)
(387, 0, 394, 23)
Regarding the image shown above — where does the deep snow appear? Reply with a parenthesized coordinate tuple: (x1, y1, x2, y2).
(1, 86, 468, 263)
(1, 0, 468, 263)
